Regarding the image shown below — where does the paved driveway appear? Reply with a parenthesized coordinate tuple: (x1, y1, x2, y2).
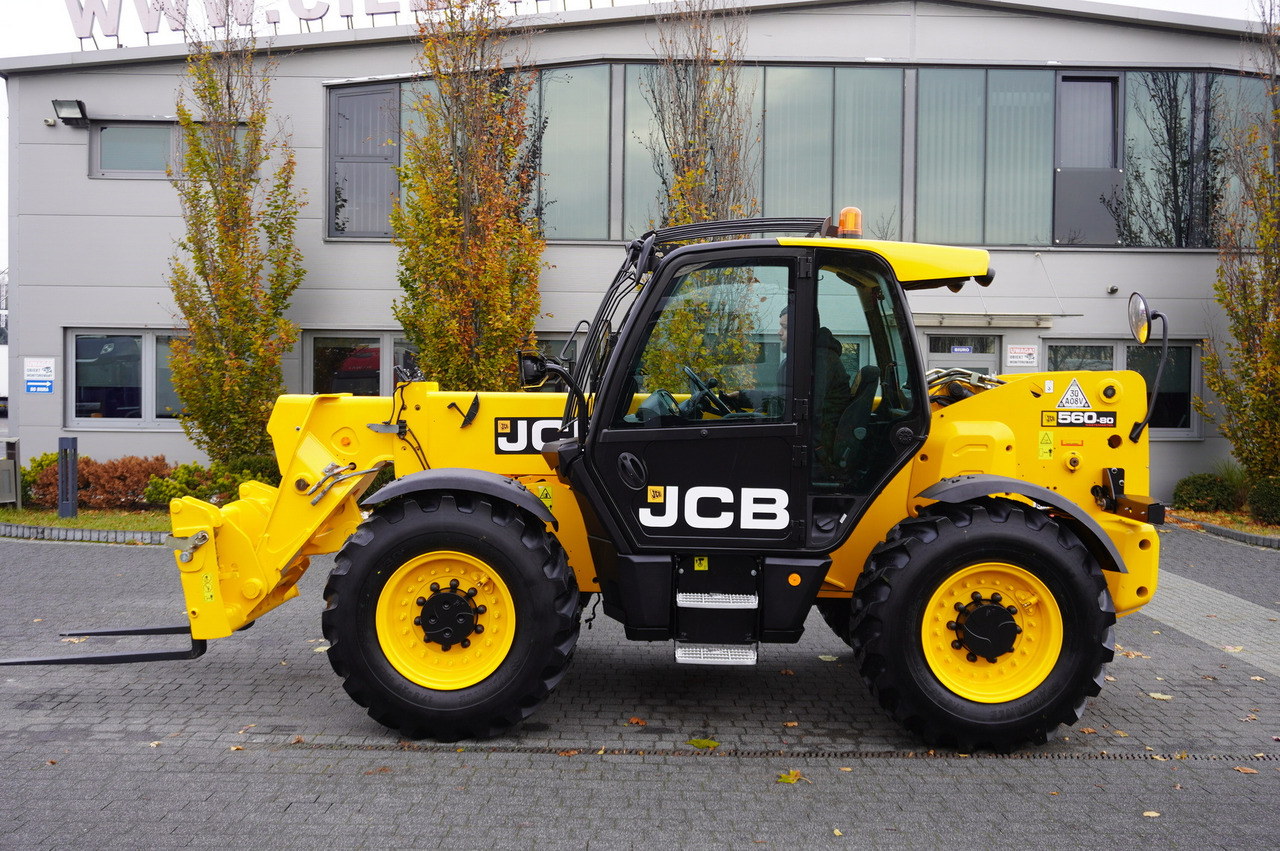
(0, 526, 1276, 849)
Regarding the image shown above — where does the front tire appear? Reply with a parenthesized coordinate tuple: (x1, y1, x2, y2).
(322, 492, 580, 740)
(851, 499, 1115, 751)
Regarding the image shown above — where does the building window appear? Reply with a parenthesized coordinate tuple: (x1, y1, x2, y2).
(307, 333, 419, 397)
(835, 68, 904, 239)
(764, 67, 834, 218)
(329, 84, 399, 238)
(1047, 341, 1198, 436)
(539, 65, 611, 239)
(91, 122, 175, 178)
(68, 331, 184, 426)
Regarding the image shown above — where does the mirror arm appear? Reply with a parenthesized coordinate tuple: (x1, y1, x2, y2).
(1128, 310, 1169, 443)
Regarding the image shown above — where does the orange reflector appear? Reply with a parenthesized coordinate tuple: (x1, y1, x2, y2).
(788, 573, 802, 587)
(837, 206, 863, 238)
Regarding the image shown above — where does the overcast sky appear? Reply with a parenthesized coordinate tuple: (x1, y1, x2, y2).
(0, 0, 1266, 272)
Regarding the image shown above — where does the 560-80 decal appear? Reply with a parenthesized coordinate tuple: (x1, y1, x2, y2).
(1041, 410, 1118, 427)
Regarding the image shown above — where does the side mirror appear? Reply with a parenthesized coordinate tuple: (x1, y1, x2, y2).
(1125, 293, 1169, 442)
(1128, 292, 1153, 345)
(518, 350, 549, 390)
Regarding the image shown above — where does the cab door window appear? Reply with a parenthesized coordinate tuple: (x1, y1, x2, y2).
(613, 258, 792, 427)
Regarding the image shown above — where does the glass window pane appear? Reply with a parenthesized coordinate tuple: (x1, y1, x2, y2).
(929, 335, 997, 354)
(155, 336, 184, 419)
(916, 69, 984, 244)
(1048, 344, 1113, 371)
(1058, 78, 1116, 168)
(764, 67, 834, 217)
(1127, 344, 1192, 429)
(624, 65, 663, 235)
(393, 337, 419, 383)
(314, 337, 380, 396)
(331, 162, 398, 237)
(99, 125, 171, 172)
(834, 68, 903, 239)
(1118, 71, 1199, 247)
(986, 71, 1053, 245)
(330, 85, 399, 238)
(540, 66, 610, 239)
(75, 334, 142, 418)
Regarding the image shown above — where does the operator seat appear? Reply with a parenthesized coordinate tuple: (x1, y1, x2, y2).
(834, 364, 880, 474)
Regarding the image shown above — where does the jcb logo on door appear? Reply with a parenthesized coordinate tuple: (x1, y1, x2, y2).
(638, 485, 790, 530)
(495, 418, 569, 454)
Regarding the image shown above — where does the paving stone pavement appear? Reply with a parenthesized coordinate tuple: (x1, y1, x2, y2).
(0, 526, 1277, 849)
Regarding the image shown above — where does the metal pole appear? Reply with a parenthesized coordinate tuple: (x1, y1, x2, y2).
(57, 437, 78, 519)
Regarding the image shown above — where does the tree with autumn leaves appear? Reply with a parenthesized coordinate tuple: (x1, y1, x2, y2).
(166, 14, 305, 465)
(393, 0, 544, 392)
(1200, 3, 1280, 486)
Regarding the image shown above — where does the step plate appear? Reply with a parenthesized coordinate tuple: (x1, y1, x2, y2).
(676, 592, 758, 609)
(674, 643, 758, 666)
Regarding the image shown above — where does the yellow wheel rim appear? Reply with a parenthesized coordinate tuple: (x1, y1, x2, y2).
(375, 551, 516, 691)
(921, 562, 1063, 704)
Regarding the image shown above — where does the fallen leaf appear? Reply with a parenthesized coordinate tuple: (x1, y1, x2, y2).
(1152, 755, 1167, 761)
(60, 637, 88, 645)
(1233, 766, 1259, 774)
(238, 724, 257, 734)
(687, 738, 719, 749)
(1148, 692, 1173, 701)
(364, 766, 392, 775)
(1143, 811, 1161, 818)
(777, 769, 809, 784)
(1223, 645, 1244, 653)
(818, 655, 839, 662)
(628, 717, 646, 726)
(46, 760, 56, 766)
(1080, 727, 1097, 734)
(779, 669, 794, 676)
(1250, 676, 1266, 682)
(1115, 730, 1129, 737)
(230, 746, 243, 751)
(783, 721, 799, 728)
(148, 741, 161, 748)
(557, 749, 579, 757)
(313, 646, 329, 653)
(1105, 675, 1117, 682)
(291, 736, 305, 744)
(33, 619, 42, 623)
(833, 829, 843, 836)
(839, 767, 852, 772)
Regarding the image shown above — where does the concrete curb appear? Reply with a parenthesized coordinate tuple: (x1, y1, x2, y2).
(1169, 515, 1280, 550)
(0, 523, 167, 546)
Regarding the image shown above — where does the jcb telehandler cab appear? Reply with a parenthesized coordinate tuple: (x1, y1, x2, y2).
(4, 211, 1165, 751)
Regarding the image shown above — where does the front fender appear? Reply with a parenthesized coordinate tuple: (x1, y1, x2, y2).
(917, 475, 1124, 573)
(362, 467, 559, 531)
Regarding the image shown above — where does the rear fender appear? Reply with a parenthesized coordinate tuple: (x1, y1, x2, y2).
(362, 468, 559, 531)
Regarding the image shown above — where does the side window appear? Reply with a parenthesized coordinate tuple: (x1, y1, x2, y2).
(613, 259, 792, 427)
(812, 255, 917, 487)
(69, 331, 185, 426)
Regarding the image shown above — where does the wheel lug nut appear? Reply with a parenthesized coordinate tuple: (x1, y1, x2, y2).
(971, 591, 983, 602)
(474, 624, 484, 634)
(460, 639, 471, 649)
(990, 593, 1002, 603)
(1007, 605, 1018, 614)
(449, 579, 460, 590)
(429, 583, 440, 593)
(951, 640, 963, 650)
(947, 621, 958, 631)
(416, 597, 426, 606)
(414, 616, 421, 626)
(986, 656, 998, 664)
(466, 587, 478, 598)
(476, 605, 487, 615)
(966, 652, 978, 663)
(1015, 626, 1023, 634)
(954, 602, 966, 612)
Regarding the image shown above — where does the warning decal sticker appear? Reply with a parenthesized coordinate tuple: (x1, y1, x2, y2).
(1056, 378, 1091, 409)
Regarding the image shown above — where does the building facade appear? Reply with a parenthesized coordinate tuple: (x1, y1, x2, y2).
(0, 0, 1264, 498)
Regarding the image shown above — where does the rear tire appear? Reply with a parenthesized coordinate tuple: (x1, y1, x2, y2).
(322, 492, 580, 740)
(850, 499, 1115, 751)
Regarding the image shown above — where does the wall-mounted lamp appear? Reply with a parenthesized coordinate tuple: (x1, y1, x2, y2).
(51, 99, 89, 128)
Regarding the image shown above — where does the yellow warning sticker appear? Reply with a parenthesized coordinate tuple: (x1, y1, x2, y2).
(535, 485, 553, 511)
(1038, 431, 1054, 460)
(694, 556, 709, 572)
(648, 485, 665, 503)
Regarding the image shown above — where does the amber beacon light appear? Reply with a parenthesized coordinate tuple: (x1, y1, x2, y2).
(837, 206, 863, 238)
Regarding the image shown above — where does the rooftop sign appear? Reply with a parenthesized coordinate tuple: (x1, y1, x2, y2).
(64, 0, 443, 44)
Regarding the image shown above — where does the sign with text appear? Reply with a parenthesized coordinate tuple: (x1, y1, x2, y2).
(24, 358, 55, 394)
(1006, 344, 1038, 369)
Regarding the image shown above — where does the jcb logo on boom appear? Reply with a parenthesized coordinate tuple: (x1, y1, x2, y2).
(1042, 410, 1118, 428)
(495, 418, 570, 454)
(638, 485, 790, 531)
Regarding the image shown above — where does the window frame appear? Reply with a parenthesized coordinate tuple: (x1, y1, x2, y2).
(303, 330, 419, 397)
(65, 329, 186, 429)
(1045, 338, 1202, 440)
(89, 120, 178, 179)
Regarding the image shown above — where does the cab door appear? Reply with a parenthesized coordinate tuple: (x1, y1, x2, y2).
(585, 246, 808, 553)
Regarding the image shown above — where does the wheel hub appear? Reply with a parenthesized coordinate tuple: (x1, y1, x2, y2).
(414, 579, 487, 651)
(947, 591, 1022, 664)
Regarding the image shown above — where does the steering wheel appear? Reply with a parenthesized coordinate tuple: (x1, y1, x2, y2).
(681, 364, 733, 417)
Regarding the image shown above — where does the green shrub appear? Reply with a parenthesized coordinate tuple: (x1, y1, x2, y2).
(1172, 472, 1236, 512)
(1212, 459, 1251, 510)
(144, 460, 277, 505)
(1247, 476, 1280, 526)
(20, 452, 62, 503)
(224, 454, 282, 487)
